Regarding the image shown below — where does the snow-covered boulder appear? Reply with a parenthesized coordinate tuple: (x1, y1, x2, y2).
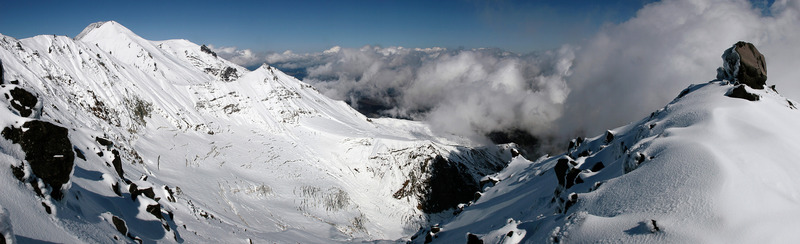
(718, 41, 767, 89)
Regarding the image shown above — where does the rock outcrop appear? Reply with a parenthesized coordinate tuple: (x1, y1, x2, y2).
(2, 120, 75, 200)
(200, 44, 217, 57)
(718, 41, 767, 89)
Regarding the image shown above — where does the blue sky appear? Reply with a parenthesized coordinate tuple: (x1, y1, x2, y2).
(1, 0, 653, 53)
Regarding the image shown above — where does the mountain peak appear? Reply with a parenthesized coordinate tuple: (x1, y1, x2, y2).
(74, 20, 135, 41)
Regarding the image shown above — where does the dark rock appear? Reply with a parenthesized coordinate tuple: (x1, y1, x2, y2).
(424, 232, 432, 243)
(473, 192, 483, 201)
(7, 87, 38, 117)
(140, 187, 155, 200)
(590, 162, 605, 172)
(146, 204, 164, 219)
(734, 42, 767, 89)
(719, 41, 767, 89)
(578, 150, 590, 157)
(430, 226, 441, 233)
(726, 85, 760, 101)
(420, 155, 481, 213)
(111, 149, 124, 178)
(10, 163, 24, 182)
(200, 45, 217, 57)
(129, 183, 155, 201)
(554, 158, 569, 187)
(565, 168, 581, 189)
(95, 137, 113, 148)
(112, 182, 122, 196)
(677, 87, 691, 98)
(73, 146, 86, 161)
(112, 215, 128, 236)
(650, 219, 661, 233)
(564, 193, 578, 213)
(636, 153, 646, 164)
(467, 233, 483, 244)
(219, 67, 238, 82)
(0, 58, 4, 83)
(2, 120, 74, 200)
(604, 131, 614, 144)
(41, 202, 51, 214)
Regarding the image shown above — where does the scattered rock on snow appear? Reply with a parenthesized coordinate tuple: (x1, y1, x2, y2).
(3, 86, 39, 118)
(726, 85, 760, 101)
(111, 149, 124, 178)
(467, 233, 484, 244)
(112, 215, 128, 236)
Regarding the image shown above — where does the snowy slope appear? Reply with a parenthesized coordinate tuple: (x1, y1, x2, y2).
(0, 21, 512, 243)
(419, 79, 800, 243)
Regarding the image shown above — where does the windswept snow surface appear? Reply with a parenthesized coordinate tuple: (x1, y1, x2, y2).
(423, 81, 800, 243)
(0, 21, 511, 243)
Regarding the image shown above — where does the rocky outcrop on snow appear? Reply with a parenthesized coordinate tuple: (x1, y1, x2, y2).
(718, 41, 768, 89)
(3, 120, 74, 200)
(200, 44, 217, 57)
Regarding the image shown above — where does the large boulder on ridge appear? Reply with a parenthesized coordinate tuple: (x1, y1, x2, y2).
(718, 41, 767, 89)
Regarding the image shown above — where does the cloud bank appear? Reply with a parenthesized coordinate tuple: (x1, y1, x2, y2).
(267, 46, 575, 141)
(217, 0, 800, 149)
(561, 0, 800, 136)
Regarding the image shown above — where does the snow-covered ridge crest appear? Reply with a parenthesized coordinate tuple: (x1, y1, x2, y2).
(74, 21, 110, 40)
(0, 21, 513, 242)
(419, 42, 800, 243)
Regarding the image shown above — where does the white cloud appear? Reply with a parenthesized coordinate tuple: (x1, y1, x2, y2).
(209, 0, 800, 149)
(560, 0, 800, 136)
(208, 45, 264, 68)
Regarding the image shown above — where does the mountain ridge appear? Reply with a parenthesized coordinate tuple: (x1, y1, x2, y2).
(0, 21, 512, 243)
(414, 43, 800, 243)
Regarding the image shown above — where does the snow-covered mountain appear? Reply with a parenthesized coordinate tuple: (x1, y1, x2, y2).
(415, 43, 800, 243)
(0, 21, 513, 243)
(3, 21, 798, 244)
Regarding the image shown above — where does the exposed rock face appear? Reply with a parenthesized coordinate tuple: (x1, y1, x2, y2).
(200, 44, 217, 57)
(421, 155, 480, 213)
(219, 67, 238, 82)
(0, 59, 4, 83)
(2, 120, 75, 200)
(718, 41, 767, 89)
